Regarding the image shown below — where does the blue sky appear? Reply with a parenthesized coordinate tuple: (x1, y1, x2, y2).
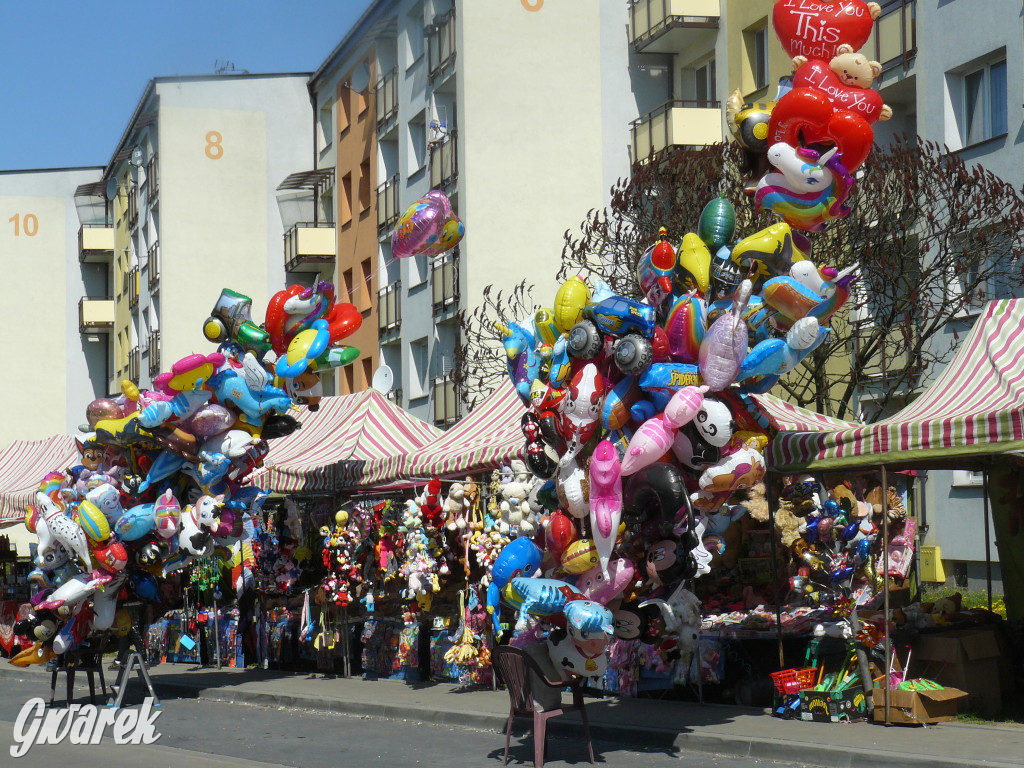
(0, 0, 374, 170)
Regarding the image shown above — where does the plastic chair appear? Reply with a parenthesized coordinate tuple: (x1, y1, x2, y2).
(49, 637, 108, 707)
(492, 645, 595, 768)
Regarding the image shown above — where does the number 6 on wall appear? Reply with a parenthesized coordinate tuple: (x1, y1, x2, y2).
(205, 131, 223, 160)
(9, 213, 38, 236)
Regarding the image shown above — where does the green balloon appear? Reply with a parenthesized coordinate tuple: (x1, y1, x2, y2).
(698, 197, 736, 249)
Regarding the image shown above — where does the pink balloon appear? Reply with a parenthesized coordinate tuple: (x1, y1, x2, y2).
(391, 189, 465, 259)
(620, 415, 675, 476)
(698, 280, 751, 391)
(589, 439, 623, 576)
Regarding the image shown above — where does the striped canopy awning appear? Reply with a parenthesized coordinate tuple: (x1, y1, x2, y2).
(748, 392, 862, 434)
(0, 435, 80, 525)
(253, 389, 440, 494)
(767, 299, 1024, 472)
(402, 380, 527, 479)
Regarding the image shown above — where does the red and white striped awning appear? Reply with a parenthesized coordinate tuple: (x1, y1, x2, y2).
(0, 436, 79, 525)
(749, 392, 862, 433)
(767, 299, 1024, 471)
(254, 389, 440, 493)
(402, 380, 527, 479)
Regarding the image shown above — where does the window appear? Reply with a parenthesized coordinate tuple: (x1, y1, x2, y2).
(695, 59, 716, 104)
(341, 173, 353, 224)
(361, 357, 373, 389)
(318, 99, 333, 152)
(963, 58, 1007, 146)
(343, 364, 355, 394)
(745, 25, 769, 92)
(359, 158, 371, 212)
(360, 258, 373, 309)
(404, 3, 424, 68)
(408, 111, 427, 175)
(954, 226, 1015, 311)
(342, 267, 354, 305)
(952, 470, 984, 487)
(409, 337, 428, 398)
(338, 86, 351, 135)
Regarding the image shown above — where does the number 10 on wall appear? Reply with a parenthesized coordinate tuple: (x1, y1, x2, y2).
(9, 213, 38, 236)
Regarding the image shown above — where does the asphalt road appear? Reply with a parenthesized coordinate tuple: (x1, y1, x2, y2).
(0, 676, 801, 768)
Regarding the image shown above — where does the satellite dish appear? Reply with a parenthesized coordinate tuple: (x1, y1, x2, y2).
(371, 365, 394, 394)
(130, 147, 144, 168)
(105, 177, 118, 200)
(350, 61, 371, 93)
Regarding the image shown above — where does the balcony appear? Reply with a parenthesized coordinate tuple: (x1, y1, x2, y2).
(127, 186, 138, 230)
(630, 100, 722, 164)
(385, 387, 404, 407)
(375, 67, 398, 134)
(284, 221, 336, 273)
(128, 346, 140, 384)
(78, 296, 114, 334)
(377, 174, 400, 237)
(145, 153, 159, 206)
(432, 376, 460, 427)
(147, 241, 160, 292)
(868, 0, 917, 74)
(628, 0, 719, 55)
(429, 130, 458, 190)
(78, 224, 114, 263)
(428, 10, 456, 83)
(431, 248, 460, 318)
(378, 280, 402, 339)
(147, 329, 161, 378)
(128, 266, 139, 308)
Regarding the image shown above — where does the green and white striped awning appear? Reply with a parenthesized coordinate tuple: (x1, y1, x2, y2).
(764, 299, 1024, 472)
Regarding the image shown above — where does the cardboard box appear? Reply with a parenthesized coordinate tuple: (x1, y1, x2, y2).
(798, 687, 869, 723)
(912, 627, 1002, 716)
(872, 686, 967, 725)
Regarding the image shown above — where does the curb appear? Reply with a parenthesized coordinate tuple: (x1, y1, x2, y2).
(1, 665, 1019, 768)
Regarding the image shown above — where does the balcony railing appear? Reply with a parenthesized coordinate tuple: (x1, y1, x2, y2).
(147, 329, 161, 378)
(375, 67, 398, 130)
(78, 296, 114, 334)
(428, 10, 457, 81)
(78, 223, 114, 263)
(128, 346, 140, 384)
(284, 221, 336, 273)
(630, 100, 722, 164)
(870, 0, 917, 73)
(377, 174, 400, 236)
(378, 280, 402, 337)
(385, 387, 404, 407)
(145, 153, 159, 204)
(628, 0, 719, 54)
(127, 186, 138, 230)
(128, 266, 139, 308)
(431, 248, 460, 317)
(429, 130, 458, 189)
(432, 376, 460, 427)
(147, 241, 160, 291)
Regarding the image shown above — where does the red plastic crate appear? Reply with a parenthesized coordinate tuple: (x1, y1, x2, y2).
(771, 667, 819, 696)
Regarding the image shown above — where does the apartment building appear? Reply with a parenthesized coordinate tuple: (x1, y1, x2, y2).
(300, 0, 659, 426)
(0, 167, 106, 444)
(97, 74, 313, 397)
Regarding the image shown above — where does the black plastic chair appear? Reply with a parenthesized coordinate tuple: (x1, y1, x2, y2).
(491, 645, 595, 768)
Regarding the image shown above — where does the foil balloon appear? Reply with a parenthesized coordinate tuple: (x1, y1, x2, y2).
(664, 293, 706, 364)
(768, 87, 874, 173)
(557, 363, 603, 467)
(637, 227, 676, 305)
(755, 143, 854, 232)
(391, 189, 464, 258)
(576, 558, 635, 605)
(544, 510, 577, 559)
(623, 462, 688, 535)
(697, 198, 736, 250)
(698, 279, 751, 391)
(620, 415, 674, 476)
(553, 275, 591, 333)
(674, 233, 711, 296)
(792, 56, 891, 125)
(772, 0, 880, 60)
(588, 439, 622, 577)
(560, 538, 600, 574)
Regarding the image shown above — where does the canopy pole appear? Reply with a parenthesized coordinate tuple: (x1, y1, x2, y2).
(766, 474, 785, 669)
(983, 466, 992, 612)
(882, 464, 891, 725)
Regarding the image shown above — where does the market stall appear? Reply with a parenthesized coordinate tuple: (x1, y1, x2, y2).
(0, 435, 80, 526)
(760, 297, 1024, 721)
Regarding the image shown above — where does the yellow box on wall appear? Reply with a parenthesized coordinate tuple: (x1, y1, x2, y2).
(920, 546, 946, 583)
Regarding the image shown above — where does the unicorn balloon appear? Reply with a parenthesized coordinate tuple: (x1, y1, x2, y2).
(755, 142, 854, 233)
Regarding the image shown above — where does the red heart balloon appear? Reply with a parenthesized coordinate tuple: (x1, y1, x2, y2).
(768, 87, 874, 171)
(773, 0, 877, 60)
(793, 58, 886, 123)
(324, 302, 363, 343)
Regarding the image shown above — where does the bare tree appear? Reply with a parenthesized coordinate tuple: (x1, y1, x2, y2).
(458, 137, 1024, 421)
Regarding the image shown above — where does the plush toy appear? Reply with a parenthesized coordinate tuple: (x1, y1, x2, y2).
(442, 482, 466, 531)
